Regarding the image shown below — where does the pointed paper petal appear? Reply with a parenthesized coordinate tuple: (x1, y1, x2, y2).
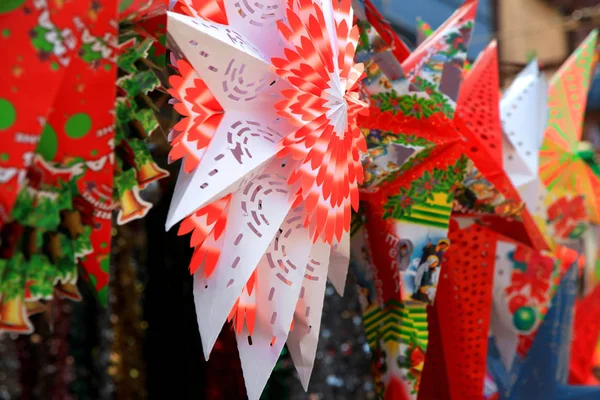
(167, 12, 289, 113)
(402, 0, 478, 104)
(509, 263, 578, 398)
(327, 230, 349, 295)
(501, 61, 549, 175)
(221, 0, 287, 59)
(192, 158, 297, 357)
(166, 110, 294, 229)
(287, 240, 331, 389)
(236, 206, 313, 400)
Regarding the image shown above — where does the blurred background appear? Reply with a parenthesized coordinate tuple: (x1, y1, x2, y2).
(0, 0, 598, 399)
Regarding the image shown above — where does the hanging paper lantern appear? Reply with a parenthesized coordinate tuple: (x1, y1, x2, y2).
(165, 0, 367, 397)
(540, 30, 599, 224)
(351, 2, 480, 398)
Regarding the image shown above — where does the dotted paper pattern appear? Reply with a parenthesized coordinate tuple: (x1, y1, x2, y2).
(501, 73, 542, 172)
(421, 222, 496, 399)
(456, 42, 503, 169)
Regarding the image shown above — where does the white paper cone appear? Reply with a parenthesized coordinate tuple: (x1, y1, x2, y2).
(327, 230, 350, 295)
(166, 109, 295, 229)
(236, 206, 313, 400)
(500, 61, 549, 176)
(193, 157, 297, 357)
(167, 12, 289, 112)
(287, 240, 331, 389)
(490, 241, 520, 369)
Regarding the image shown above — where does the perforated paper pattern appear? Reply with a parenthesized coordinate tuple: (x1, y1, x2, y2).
(287, 240, 331, 388)
(222, 0, 285, 58)
(421, 221, 496, 399)
(500, 61, 548, 176)
(192, 157, 296, 357)
(236, 205, 313, 400)
(456, 42, 502, 167)
(453, 47, 550, 251)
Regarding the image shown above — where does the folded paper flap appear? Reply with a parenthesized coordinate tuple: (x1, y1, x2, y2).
(173, 0, 228, 23)
(359, 107, 461, 142)
(477, 212, 542, 251)
(360, 131, 433, 190)
(166, 57, 223, 171)
(405, 0, 477, 63)
(192, 157, 296, 357)
(364, 141, 464, 205)
(327, 230, 350, 295)
(547, 29, 597, 144)
(501, 60, 548, 176)
(165, 109, 294, 229)
(236, 205, 312, 400)
(456, 40, 503, 167)
(355, 18, 408, 98)
(452, 40, 533, 227)
(288, 240, 331, 390)
(221, 0, 287, 59)
(540, 30, 599, 223)
(168, 11, 266, 59)
(430, 222, 497, 398)
(513, 178, 548, 224)
(167, 12, 289, 113)
(362, 0, 411, 63)
(402, 0, 477, 105)
(508, 263, 580, 398)
(502, 144, 537, 194)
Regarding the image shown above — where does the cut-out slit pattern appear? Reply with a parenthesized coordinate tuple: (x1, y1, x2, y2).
(227, 120, 283, 163)
(233, 0, 281, 27)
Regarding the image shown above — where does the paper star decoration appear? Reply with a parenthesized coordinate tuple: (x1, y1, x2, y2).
(486, 60, 552, 370)
(540, 30, 599, 224)
(351, 1, 479, 398)
(0, 0, 120, 326)
(491, 262, 600, 399)
(420, 39, 553, 400)
(165, 0, 366, 398)
(500, 61, 549, 231)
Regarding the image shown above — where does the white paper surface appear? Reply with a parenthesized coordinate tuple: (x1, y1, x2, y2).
(327, 230, 350, 295)
(287, 240, 331, 390)
(166, 11, 297, 229)
(500, 61, 549, 223)
(222, 0, 286, 59)
(491, 240, 519, 369)
(236, 206, 313, 400)
(168, 1, 365, 395)
(166, 109, 294, 229)
(193, 157, 297, 357)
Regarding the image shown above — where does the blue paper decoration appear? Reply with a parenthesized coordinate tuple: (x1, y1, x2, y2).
(488, 263, 600, 399)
